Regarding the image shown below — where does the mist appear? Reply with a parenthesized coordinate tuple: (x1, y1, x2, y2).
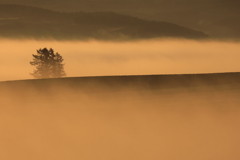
(1, 79, 240, 160)
(1, 38, 240, 81)
(1, 38, 240, 160)
(1, 0, 240, 158)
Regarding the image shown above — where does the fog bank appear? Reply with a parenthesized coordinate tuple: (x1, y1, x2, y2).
(1, 81, 240, 160)
(1, 39, 240, 81)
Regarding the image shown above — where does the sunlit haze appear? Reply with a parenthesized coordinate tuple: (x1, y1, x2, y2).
(1, 77, 240, 160)
(1, 1, 240, 160)
(1, 39, 240, 81)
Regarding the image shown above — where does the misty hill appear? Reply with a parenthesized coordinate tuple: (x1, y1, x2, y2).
(1, 0, 239, 39)
(2, 72, 240, 93)
(0, 4, 208, 40)
(1, 75, 240, 160)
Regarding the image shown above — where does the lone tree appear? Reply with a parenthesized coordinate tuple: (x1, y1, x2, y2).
(30, 48, 66, 78)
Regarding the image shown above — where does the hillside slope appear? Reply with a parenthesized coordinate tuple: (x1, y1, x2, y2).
(1, 72, 240, 93)
(0, 4, 208, 40)
(1, 73, 240, 160)
(1, 0, 239, 39)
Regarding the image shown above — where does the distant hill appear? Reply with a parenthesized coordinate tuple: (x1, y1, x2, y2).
(0, 0, 239, 39)
(0, 4, 208, 40)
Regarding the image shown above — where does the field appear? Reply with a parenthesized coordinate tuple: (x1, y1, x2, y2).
(1, 73, 240, 160)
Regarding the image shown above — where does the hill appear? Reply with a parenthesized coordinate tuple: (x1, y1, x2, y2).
(0, 4, 208, 40)
(1, 72, 240, 160)
(0, 0, 239, 39)
(2, 72, 240, 93)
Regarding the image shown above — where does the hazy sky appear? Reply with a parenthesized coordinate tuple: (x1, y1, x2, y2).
(1, 39, 240, 81)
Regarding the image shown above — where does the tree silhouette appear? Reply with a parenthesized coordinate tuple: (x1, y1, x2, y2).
(30, 48, 66, 78)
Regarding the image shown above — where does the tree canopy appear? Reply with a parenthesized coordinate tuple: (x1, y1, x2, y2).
(30, 48, 66, 78)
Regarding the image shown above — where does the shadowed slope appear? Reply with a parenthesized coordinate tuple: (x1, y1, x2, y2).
(0, 4, 208, 40)
(1, 72, 240, 93)
(0, 0, 239, 39)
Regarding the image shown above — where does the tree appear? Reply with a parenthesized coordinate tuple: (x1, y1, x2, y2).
(30, 48, 66, 78)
